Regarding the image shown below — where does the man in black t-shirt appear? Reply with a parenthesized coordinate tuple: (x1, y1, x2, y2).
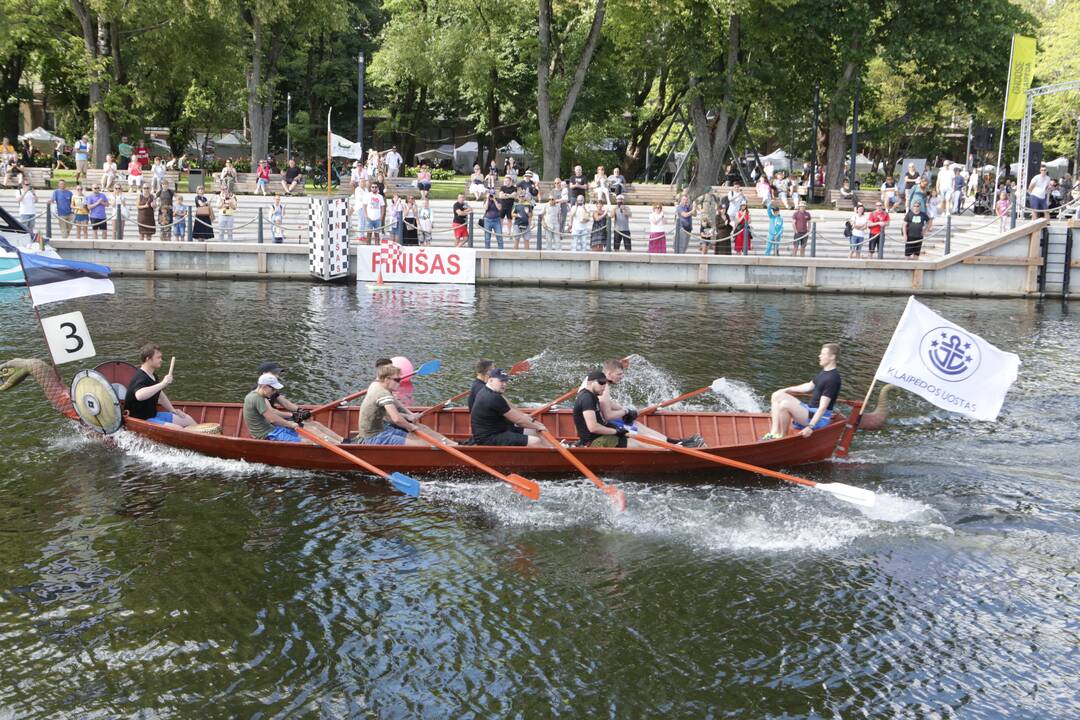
(125, 343, 196, 430)
(469, 369, 551, 447)
(568, 165, 588, 202)
(762, 343, 842, 440)
(901, 200, 932, 259)
(452, 193, 472, 247)
(574, 369, 652, 448)
(282, 159, 303, 195)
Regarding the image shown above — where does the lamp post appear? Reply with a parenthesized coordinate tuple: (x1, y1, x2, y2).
(286, 92, 291, 160)
(849, 69, 860, 194)
(357, 51, 365, 145)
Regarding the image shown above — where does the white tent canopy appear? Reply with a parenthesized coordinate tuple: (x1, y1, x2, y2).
(761, 148, 791, 171)
(495, 140, 528, 166)
(414, 144, 454, 163)
(18, 127, 65, 149)
(453, 141, 478, 174)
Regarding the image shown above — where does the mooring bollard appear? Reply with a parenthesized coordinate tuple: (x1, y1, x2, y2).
(810, 222, 817, 257)
(187, 213, 194, 242)
(878, 228, 885, 259)
(114, 206, 122, 240)
(258, 207, 264, 244)
(46, 204, 52, 239)
(467, 213, 475, 248)
(536, 215, 543, 249)
(945, 215, 952, 255)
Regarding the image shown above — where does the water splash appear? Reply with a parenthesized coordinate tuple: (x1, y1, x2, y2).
(708, 377, 764, 413)
(423, 478, 948, 553)
(111, 430, 305, 478)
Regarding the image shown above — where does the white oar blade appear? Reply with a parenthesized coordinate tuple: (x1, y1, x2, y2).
(709, 377, 727, 393)
(816, 482, 877, 508)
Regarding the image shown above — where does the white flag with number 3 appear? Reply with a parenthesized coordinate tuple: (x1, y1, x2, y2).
(873, 296, 1020, 421)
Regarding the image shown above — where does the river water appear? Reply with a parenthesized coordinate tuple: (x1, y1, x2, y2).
(0, 280, 1077, 718)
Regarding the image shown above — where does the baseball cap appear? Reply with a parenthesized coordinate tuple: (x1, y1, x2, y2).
(586, 369, 608, 384)
(257, 361, 283, 375)
(490, 368, 512, 381)
(257, 372, 284, 389)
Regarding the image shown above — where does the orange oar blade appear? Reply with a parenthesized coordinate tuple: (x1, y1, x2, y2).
(505, 473, 541, 501)
(604, 485, 627, 511)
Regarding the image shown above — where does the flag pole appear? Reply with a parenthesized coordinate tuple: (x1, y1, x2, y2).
(10, 242, 68, 394)
(834, 377, 878, 459)
(993, 35, 1017, 195)
(327, 107, 333, 198)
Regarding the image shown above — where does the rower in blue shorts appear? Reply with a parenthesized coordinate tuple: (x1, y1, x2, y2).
(762, 343, 841, 440)
(243, 373, 342, 444)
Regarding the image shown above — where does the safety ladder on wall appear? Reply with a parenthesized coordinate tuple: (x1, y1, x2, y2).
(1039, 221, 1076, 300)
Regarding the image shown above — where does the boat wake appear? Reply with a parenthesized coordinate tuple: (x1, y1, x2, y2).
(422, 478, 949, 553)
(109, 430, 305, 478)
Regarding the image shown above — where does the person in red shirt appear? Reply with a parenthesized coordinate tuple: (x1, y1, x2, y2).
(133, 139, 150, 169)
(867, 201, 890, 256)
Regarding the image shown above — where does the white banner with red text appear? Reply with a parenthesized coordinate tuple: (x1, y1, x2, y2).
(355, 245, 476, 284)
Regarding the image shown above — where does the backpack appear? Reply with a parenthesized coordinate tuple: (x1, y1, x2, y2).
(843, 220, 852, 238)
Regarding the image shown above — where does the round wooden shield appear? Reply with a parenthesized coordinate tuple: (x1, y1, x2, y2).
(70, 369, 123, 435)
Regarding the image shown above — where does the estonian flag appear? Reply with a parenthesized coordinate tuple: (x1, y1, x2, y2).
(0, 233, 115, 307)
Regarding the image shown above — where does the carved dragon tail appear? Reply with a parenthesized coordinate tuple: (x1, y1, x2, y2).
(0, 358, 77, 418)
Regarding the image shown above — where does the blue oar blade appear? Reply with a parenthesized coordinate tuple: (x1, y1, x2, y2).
(416, 359, 441, 376)
(388, 472, 421, 497)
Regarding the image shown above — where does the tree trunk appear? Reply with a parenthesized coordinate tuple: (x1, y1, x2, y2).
(0, 47, 26, 138)
(245, 17, 283, 164)
(71, 1, 112, 165)
(824, 118, 846, 189)
(486, 70, 498, 168)
(536, 0, 607, 180)
(686, 13, 741, 198)
(823, 60, 857, 189)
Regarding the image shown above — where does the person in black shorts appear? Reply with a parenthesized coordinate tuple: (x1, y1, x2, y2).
(574, 369, 653, 448)
(762, 343, 842, 440)
(901, 200, 932, 259)
(469, 368, 552, 447)
(497, 176, 516, 238)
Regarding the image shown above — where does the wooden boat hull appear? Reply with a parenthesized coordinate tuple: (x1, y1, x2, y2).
(123, 401, 847, 476)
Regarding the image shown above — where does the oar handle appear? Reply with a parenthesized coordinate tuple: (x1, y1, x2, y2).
(412, 427, 541, 500)
(631, 433, 818, 490)
(638, 385, 709, 417)
(416, 388, 470, 419)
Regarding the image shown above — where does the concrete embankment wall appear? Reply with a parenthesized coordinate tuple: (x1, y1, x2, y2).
(48, 221, 1049, 297)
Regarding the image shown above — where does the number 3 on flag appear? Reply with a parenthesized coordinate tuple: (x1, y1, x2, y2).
(41, 311, 97, 365)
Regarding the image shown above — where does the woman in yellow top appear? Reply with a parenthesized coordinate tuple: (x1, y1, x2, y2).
(217, 189, 237, 242)
(71, 186, 89, 240)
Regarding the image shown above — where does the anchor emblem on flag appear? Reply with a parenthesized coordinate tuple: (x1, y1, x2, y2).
(920, 327, 981, 382)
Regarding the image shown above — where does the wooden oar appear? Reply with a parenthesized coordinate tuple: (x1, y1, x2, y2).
(417, 359, 531, 420)
(411, 427, 540, 500)
(538, 429, 625, 511)
(638, 385, 711, 417)
(294, 426, 421, 497)
(311, 359, 441, 415)
(629, 432, 877, 508)
(529, 355, 631, 417)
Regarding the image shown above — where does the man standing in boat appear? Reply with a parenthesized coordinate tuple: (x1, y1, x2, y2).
(574, 370, 651, 448)
(244, 373, 343, 444)
(470, 369, 553, 447)
(351, 362, 456, 446)
(762, 343, 841, 441)
(599, 359, 704, 447)
(125, 344, 197, 430)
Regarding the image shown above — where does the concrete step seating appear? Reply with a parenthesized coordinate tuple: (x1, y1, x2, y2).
(0, 167, 53, 189)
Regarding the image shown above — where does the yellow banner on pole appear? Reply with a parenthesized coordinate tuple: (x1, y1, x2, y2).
(1004, 35, 1036, 120)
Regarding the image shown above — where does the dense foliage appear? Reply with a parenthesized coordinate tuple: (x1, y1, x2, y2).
(0, 0, 1070, 190)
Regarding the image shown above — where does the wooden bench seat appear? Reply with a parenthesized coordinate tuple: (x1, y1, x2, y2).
(84, 168, 180, 189)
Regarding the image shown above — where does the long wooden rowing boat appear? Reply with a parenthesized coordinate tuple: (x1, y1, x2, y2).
(123, 401, 847, 474)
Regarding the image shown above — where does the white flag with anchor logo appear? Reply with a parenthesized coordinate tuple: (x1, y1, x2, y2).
(873, 296, 1020, 421)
